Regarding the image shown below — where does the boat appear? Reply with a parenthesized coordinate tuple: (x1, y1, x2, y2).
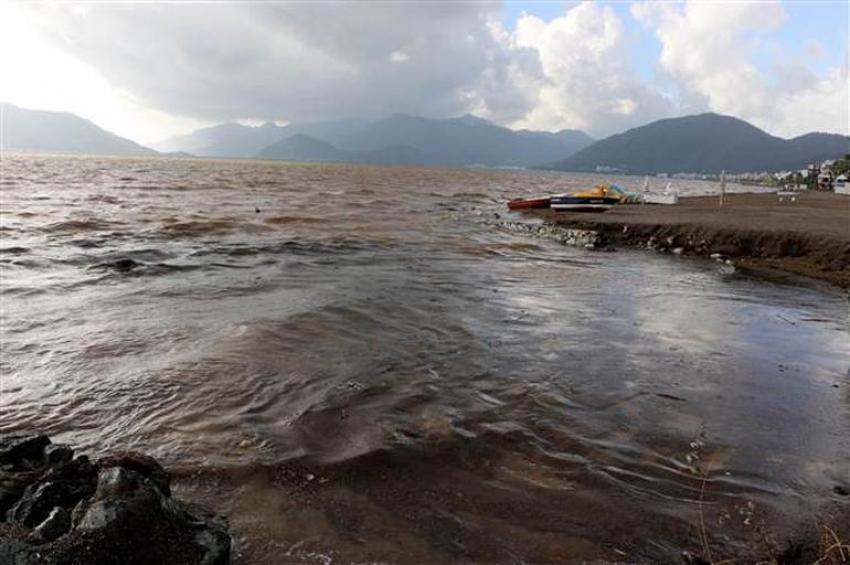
(508, 196, 551, 210)
(835, 174, 849, 195)
(550, 185, 620, 212)
(639, 177, 679, 205)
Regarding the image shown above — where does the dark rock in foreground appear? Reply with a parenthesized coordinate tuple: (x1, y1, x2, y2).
(0, 434, 230, 565)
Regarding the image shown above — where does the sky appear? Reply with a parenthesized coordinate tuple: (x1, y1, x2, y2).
(0, 1, 847, 145)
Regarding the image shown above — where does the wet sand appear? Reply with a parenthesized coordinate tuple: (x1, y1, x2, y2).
(521, 192, 850, 288)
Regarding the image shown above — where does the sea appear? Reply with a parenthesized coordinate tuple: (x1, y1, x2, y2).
(1, 154, 847, 563)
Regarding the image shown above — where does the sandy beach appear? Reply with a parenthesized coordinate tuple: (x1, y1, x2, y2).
(518, 192, 850, 288)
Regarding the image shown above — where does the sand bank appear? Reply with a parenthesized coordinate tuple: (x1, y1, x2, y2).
(517, 192, 850, 288)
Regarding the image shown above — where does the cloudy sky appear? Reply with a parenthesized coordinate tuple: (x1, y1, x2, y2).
(1, 1, 847, 144)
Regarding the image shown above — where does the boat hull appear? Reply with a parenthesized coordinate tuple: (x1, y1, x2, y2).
(508, 197, 551, 210)
(550, 196, 619, 212)
(642, 193, 679, 205)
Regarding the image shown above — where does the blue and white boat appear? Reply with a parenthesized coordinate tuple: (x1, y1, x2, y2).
(550, 186, 620, 212)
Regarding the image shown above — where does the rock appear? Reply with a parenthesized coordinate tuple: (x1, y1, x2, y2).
(0, 537, 38, 565)
(44, 445, 73, 468)
(66, 466, 231, 564)
(10, 473, 93, 529)
(672, 247, 685, 255)
(0, 435, 232, 564)
(97, 452, 171, 497)
(8, 454, 97, 528)
(30, 506, 71, 543)
(75, 467, 168, 531)
(0, 435, 50, 468)
(0, 488, 23, 516)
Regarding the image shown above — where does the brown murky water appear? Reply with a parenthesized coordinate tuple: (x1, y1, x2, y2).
(1, 154, 848, 563)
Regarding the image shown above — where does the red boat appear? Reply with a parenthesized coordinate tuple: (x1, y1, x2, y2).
(507, 196, 551, 210)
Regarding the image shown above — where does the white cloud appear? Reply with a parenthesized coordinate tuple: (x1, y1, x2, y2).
(632, 0, 849, 136)
(493, 2, 674, 136)
(0, 2, 208, 143)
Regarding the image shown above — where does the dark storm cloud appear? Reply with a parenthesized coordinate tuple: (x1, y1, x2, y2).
(31, 2, 541, 125)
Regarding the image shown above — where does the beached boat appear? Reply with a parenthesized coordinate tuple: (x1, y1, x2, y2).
(639, 177, 679, 205)
(508, 196, 551, 210)
(550, 186, 620, 212)
(835, 174, 849, 195)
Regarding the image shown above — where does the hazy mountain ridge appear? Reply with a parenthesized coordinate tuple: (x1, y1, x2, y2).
(2, 103, 156, 156)
(256, 133, 435, 165)
(152, 122, 287, 158)
(161, 113, 594, 167)
(7, 104, 846, 173)
(325, 113, 594, 167)
(540, 113, 850, 174)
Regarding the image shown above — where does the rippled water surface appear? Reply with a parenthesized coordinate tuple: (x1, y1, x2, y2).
(1, 154, 848, 563)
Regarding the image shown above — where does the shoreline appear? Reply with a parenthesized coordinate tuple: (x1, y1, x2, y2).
(511, 192, 850, 289)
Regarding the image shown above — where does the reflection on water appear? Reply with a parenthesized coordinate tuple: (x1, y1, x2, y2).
(1, 154, 848, 562)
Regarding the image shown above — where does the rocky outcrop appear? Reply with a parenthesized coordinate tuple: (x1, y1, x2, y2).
(0, 434, 230, 565)
(498, 221, 602, 248)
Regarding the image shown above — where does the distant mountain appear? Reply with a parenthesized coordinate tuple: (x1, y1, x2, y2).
(540, 113, 850, 174)
(152, 122, 287, 158)
(257, 134, 351, 162)
(1, 103, 156, 156)
(257, 133, 432, 166)
(328, 113, 593, 167)
(154, 118, 375, 159)
(162, 113, 593, 167)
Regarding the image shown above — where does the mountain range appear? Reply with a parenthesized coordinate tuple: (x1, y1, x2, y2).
(4, 103, 847, 174)
(1, 103, 156, 156)
(161, 113, 595, 167)
(540, 113, 850, 174)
